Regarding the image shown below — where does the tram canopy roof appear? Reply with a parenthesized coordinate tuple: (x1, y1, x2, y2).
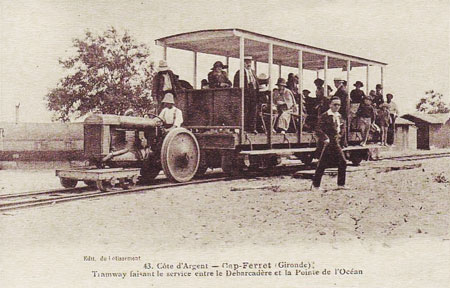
(155, 29, 387, 71)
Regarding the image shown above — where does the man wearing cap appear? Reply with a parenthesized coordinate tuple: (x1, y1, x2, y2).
(208, 61, 232, 88)
(350, 81, 366, 104)
(158, 93, 183, 130)
(312, 96, 348, 190)
(152, 60, 180, 112)
(333, 78, 349, 146)
(233, 56, 259, 133)
(273, 78, 297, 134)
(372, 84, 384, 107)
(386, 93, 399, 145)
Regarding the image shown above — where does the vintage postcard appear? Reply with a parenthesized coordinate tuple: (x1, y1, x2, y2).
(1, 0, 449, 287)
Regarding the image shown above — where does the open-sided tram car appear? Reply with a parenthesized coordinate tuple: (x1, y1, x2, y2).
(57, 29, 386, 189)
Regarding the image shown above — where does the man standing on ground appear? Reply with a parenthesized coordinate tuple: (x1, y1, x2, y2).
(311, 96, 348, 190)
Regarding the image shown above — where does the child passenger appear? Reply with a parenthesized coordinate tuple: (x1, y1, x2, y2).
(378, 103, 391, 146)
(356, 96, 376, 146)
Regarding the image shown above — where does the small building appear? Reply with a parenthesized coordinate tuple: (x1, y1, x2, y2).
(394, 118, 417, 150)
(0, 122, 84, 168)
(401, 113, 450, 150)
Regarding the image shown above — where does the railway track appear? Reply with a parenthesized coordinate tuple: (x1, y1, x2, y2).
(1, 151, 449, 213)
(0, 165, 304, 213)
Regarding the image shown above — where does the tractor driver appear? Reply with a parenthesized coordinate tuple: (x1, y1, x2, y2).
(158, 93, 183, 130)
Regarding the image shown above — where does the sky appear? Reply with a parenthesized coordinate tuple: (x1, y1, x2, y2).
(1, 0, 449, 122)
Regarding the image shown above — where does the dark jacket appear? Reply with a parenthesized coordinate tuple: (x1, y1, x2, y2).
(356, 103, 376, 121)
(208, 71, 232, 88)
(233, 69, 259, 90)
(151, 70, 180, 104)
(334, 87, 349, 119)
(350, 89, 365, 104)
(315, 110, 347, 158)
(372, 92, 384, 107)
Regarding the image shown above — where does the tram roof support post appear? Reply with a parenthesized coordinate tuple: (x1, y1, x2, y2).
(324, 56, 328, 98)
(268, 43, 273, 148)
(193, 52, 197, 89)
(226, 56, 230, 75)
(298, 50, 303, 143)
(278, 64, 282, 79)
(346, 60, 351, 143)
(254, 60, 258, 75)
(163, 46, 167, 61)
(381, 66, 384, 99)
(366, 65, 369, 95)
(239, 36, 245, 144)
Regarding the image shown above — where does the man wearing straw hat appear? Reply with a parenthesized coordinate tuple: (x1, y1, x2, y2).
(311, 96, 348, 191)
(152, 60, 180, 112)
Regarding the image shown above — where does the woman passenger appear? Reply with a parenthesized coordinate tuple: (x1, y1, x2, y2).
(207, 61, 232, 88)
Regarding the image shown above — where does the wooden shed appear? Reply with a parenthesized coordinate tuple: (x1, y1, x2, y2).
(400, 113, 450, 150)
(394, 118, 417, 150)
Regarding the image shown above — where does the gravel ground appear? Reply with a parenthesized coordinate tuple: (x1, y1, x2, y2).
(0, 151, 449, 287)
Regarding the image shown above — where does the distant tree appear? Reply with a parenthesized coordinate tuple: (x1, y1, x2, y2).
(46, 27, 155, 122)
(416, 90, 450, 114)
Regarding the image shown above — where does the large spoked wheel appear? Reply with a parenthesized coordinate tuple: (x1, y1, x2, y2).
(60, 178, 77, 188)
(161, 128, 200, 183)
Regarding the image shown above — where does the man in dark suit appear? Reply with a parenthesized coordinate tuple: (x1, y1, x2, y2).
(312, 96, 348, 190)
(233, 56, 259, 133)
(152, 60, 180, 113)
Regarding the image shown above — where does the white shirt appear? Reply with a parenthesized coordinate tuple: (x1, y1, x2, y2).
(159, 107, 183, 127)
(245, 68, 256, 86)
(327, 109, 341, 134)
(162, 73, 173, 91)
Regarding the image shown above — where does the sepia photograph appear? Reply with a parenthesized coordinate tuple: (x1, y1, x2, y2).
(1, 0, 449, 287)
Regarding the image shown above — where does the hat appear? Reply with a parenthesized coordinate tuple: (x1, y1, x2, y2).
(276, 78, 287, 87)
(334, 77, 344, 82)
(314, 78, 324, 86)
(302, 89, 311, 95)
(211, 61, 228, 70)
(353, 81, 364, 87)
(161, 93, 175, 104)
(158, 60, 169, 71)
(369, 90, 376, 96)
(327, 85, 333, 92)
(259, 84, 269, 92)
(258, 73, 269, 80)
(244, 56, 253, 61)
(363, 95, 372, 101)
(386, 93, 393, 98)
(376, 84, 383, 89)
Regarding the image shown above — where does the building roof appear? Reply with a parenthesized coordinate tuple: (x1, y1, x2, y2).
(155, 28, 387, 70)
(395, 118, 415, 125)
(401, 113, 450, 125)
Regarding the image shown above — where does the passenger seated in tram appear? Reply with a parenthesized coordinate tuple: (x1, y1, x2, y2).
(200, 79, 209, 89)
(208, 61, 232, 88)
(273, 78, 297, 134)
(174, 74, 193, 89)
(287, 73, 299, 96)
(350, 81, 365, 104)
(158, 93, 183, 130)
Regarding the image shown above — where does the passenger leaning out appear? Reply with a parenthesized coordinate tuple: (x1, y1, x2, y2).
(274, 78, 297, 134)
(208, 61, 232, 88)
(158, 93, 183, 131)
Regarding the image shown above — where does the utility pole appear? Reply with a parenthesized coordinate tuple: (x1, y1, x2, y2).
(15, 102, 20, 124)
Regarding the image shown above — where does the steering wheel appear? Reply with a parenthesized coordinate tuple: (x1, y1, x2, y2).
(147, 113, 166, 125)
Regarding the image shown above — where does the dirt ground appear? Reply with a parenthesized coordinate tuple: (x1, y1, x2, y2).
(0, 151, 449, 287)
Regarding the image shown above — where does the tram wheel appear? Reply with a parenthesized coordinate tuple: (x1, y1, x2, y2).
(83, 180, 96, 188)
(60, 178, 77, 188)
(161, 128, 200, 183)
(96, 180, 113, 192)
